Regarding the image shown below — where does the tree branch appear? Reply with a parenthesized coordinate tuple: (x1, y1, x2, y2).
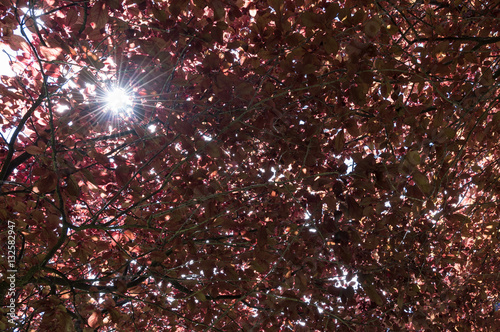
(0, 89, 45, 190)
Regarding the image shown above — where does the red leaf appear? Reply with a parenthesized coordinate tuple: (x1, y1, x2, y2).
(406, 150, 421, 166)
(26, 145, 44, 155)
(116, 279, 127, 293)
(88, 311, 101, 328)
(5, 35, 31, 54)
(89, 1, 109, 30)
(211, 0, 225, 21)
(34, 172, 58, 193)
(324, 37, 339, 55)
(333, 130, 345, 154)
(39, 46, 63, 61)
(413, 171, 432, 195)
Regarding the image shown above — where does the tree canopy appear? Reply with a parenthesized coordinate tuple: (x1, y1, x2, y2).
(1, 0, 499, 330)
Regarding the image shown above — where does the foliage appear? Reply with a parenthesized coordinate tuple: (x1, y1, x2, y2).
(0, 0, 499, 330)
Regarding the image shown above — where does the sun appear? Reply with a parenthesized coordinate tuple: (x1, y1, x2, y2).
(104, 86, 133, 114)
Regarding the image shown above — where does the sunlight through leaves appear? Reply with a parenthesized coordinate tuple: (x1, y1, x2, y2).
(104, 87, 133, 114)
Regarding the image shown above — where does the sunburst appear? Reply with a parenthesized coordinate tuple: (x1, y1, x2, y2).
(67, 36, 176, 137)
(103, 86, 134, 115)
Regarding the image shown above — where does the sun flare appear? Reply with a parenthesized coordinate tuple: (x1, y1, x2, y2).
(104, 87, 133, 114)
